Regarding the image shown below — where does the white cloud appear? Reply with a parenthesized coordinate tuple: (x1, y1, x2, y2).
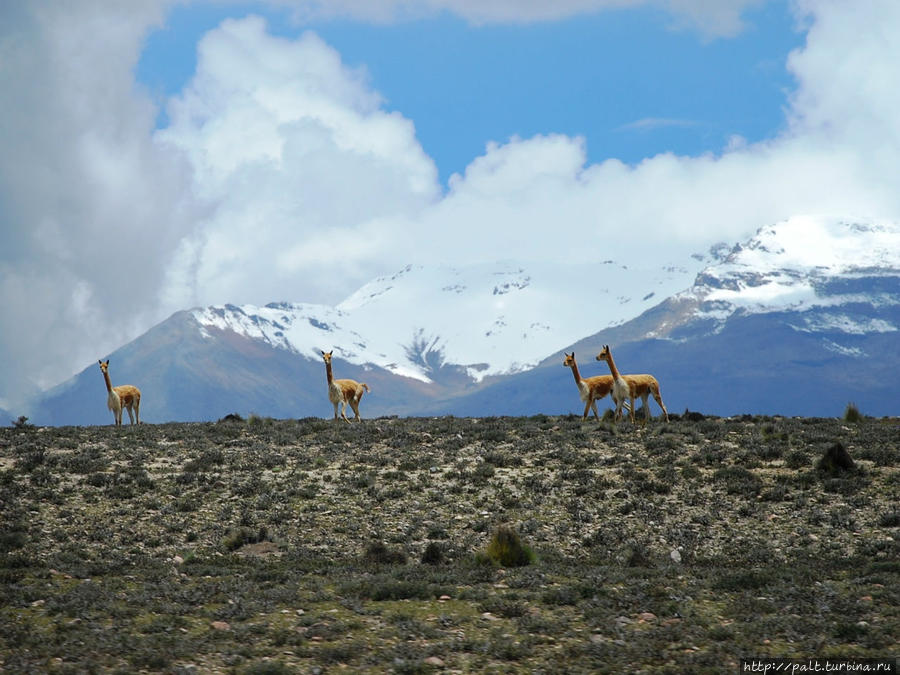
(2, 0, 900, 414)
(618, 117, 700, 132)
(156, 16, 440, 309)
(0, 0, 198, 408)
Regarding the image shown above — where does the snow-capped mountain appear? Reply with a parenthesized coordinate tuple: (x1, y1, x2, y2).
(31, 215, 900, 424)
(452, 215, 900, 417)
(192, 260, 699, 384)
(681, 215, 900, 332)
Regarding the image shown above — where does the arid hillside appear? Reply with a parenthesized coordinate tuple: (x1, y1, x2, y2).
(1, 414, 897, 673)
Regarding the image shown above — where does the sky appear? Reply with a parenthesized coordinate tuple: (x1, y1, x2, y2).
(2, 0, 900, 412)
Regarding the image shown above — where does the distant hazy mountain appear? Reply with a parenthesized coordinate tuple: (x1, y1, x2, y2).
(32, 216, 899, 423)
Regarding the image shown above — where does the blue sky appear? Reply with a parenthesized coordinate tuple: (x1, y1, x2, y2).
(3, 0, 900, 406)
(137, 1, 803, 184)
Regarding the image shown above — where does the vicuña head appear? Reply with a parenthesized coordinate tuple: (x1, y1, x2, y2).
(321, 349, 370, 423)
(563, 352, 577, 368)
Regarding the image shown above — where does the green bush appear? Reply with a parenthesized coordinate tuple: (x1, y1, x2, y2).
(363, 540, 407, 565)
(485, 526, 534, 567)
(421, 541, 444, 565)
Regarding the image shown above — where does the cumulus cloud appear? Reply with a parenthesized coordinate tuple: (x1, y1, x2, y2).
(156, 16, 440, 308)
(2, 0, 900, 414)
(0, 0, 198, 407)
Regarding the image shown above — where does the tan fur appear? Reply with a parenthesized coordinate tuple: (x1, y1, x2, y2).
(596, 346, 669, 423)
(98, 360, 141, 426)
(595, 345, 635, 423)
(563, 352, 616, 420)
(619, 373, 669, 422)
(322, 351, 370, 423)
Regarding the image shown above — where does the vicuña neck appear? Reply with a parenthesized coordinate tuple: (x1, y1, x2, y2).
(568, 360, 582, 384)
(325, 361, 334, 385)
(102, 370, 113, 393)
(605, 352, 622, 380)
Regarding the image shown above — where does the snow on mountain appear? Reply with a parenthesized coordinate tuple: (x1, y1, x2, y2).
(673, 215, 900, 333)
(193, 260, 699, 383)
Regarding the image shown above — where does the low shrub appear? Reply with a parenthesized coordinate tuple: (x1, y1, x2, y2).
(485, 526, 535, 568)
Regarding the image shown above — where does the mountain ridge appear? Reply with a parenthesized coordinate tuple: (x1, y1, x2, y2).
(29, 215, 900, 424)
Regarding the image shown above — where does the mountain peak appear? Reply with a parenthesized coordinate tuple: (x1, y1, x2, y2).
(193, 260, 697, 384)
(664, 215, 900, 337)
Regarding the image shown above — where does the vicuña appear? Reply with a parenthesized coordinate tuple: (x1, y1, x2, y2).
(563, 352, 617, 420)
(321, 350, 370, 423)
(98, 359, 141, 426)
(596, 345, 670, 422)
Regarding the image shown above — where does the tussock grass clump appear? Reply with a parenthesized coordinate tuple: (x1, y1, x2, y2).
(785, 449, 810, 469)
(620, 538, 654, 568)
(485, 526, 535, 567)
(421, 541, 444, 565)
(222, 525, 268, 552)
(877, 510, 900, 527)
(843, 402, 863, 424)
(713, 466, 763, 496)
(817, 441, 855, 474)
(363, 540, 407, 565)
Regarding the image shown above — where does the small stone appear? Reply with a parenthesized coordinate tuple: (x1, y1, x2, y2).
(670, 549, 682, 564)
(210, 621, 230, 631)
(638, 612, 657, 622)
(423, 657, 444, 666)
